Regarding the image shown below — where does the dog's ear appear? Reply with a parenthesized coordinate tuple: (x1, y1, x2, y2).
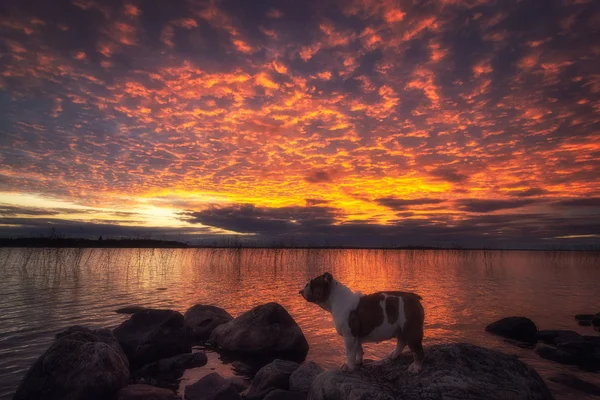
(323, 272, 333, 282)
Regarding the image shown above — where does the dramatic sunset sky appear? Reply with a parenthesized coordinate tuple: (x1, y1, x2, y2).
(0, 0, 599, 247)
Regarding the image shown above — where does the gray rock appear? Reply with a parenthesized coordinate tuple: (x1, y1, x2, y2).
(536, 341, 600, 370)
(308, 343, 553, 400)
(184, 372, 241, 400)
(263, 389, 307, 400)
(115, 384, 179, 400)
(113, 309, 191, 368)
(535, 330, 583, 346)
(137, 352, 208, 378)
(184, 305, 233, 341)
(116, 306, 148, 314)
(13, 327, 129, 400)
(548, 373, 600, 396)
(246, 359, 301, 400)
(584, 335, 600, 344)
(210, 303, 308, 362)
(485, 317, 538, 344)
(289, 362, 324, 393)
(575, 314, 595, 322)
(227, 376, 250, 393)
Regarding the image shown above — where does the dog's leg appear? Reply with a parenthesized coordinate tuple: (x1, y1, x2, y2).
(406, 324, 424, 373)
(355, 342, 364, 365)
(341, 336, 358, 372)
(390, 336, 405, 359)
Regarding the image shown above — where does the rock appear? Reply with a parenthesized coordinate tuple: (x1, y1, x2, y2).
(579, 320, 592, 326)
(227, 376, 250, 393)
(115, 384, 179, 400)
(308, 343, 553, 400)
(184, 372, 241, 400)
(13, 327, 129, 400)
(210, 303, 308, 362)
(535, 330, 583, 346)
(263, 389, 307, 400)
(485, 317, 538, 344)
(116, 306, 148, 314)
(592, 316, 600, 327)
(575, 314, 595, 322)
(113, 309, 191, 368)
(184, 305, 233, 342)
(289, 361, 324, 393)
(548, 373, 600, 396)
(584, 335, 600, 343)
(536, 341, 600, 371)
(231, 361, 256, 376)
(246, 359, 301, 400)
(137, 352, 208, 379)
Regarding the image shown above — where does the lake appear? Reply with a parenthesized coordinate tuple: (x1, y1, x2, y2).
(0, 248, 599, 399)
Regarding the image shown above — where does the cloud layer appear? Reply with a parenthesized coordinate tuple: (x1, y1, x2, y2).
(0, 0, 599, 247)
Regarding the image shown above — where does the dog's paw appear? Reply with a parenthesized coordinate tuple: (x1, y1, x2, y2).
(340, 362, 355, 372)
(407, 362, 422, 374)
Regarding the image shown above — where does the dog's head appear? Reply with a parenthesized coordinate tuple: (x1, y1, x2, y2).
(299, 272, 334, 304)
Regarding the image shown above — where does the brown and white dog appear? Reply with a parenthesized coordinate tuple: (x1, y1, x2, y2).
(299, 272, 425, 372)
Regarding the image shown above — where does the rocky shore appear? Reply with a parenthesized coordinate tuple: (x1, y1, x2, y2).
(12, 303, 600, 400)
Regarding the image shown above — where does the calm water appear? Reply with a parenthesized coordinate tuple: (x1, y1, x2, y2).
(0, 248, 599, 399)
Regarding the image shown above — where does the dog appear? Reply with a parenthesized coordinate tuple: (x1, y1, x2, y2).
(299, 272, 424, 373)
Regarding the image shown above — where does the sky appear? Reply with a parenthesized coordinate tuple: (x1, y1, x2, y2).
(0, 0, 599, 248)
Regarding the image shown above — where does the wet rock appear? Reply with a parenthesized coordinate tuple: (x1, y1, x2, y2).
(485, 317, 538, 344)
(137, 352, 208, 380)
(13, 327, 129, 400)
(309, 343, 553, 400)
(184, 304, 233, 342)
(245, 359, 301, 400)
(115, 384, 179, 400)
(548, 373, 600, 396)
(584, 335, 600, 344)
(231, 360, 256, 376)
(263, 389, 307, 400)
(579, 320, 593, 326)
(536, 341, 600, 371)
(113, 309, 191, 368)
(592, 316, 600, 327)
(227, 376, 250, 393)
(575, 314, 595, 322)
(184, 372, 241, 400)
(210, 303, 308, 362)
(289, 361, 324, 393)
(536, 330, 583, 346)
(116, 306, 148, 314)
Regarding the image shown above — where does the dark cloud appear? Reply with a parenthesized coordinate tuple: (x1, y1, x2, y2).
(554, 198, 600, 207)
(305, 170, 334, 183)
(509, 188, 550, 198)
(456, 199, 537, 213)
(429, 167, 469, 183)
(376, 197, 445, 210)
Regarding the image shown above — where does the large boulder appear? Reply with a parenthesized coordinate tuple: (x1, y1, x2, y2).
(210, 303, 308, 362)
(13, 327, 129, 400)
(289, 362, 324, 393)
(116, 306, 148, 314)
(184, 372, 241, 400)
(113, 309, 191, 368)
(184, 304, 233, 341)
(535, 330, 583, 346)
(536, 341, 600, 371)
(245, 359, 301, 400)
(485, 317, 538, 344)
(308, 344, 553, 400)
(115, 384, 179, 400)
